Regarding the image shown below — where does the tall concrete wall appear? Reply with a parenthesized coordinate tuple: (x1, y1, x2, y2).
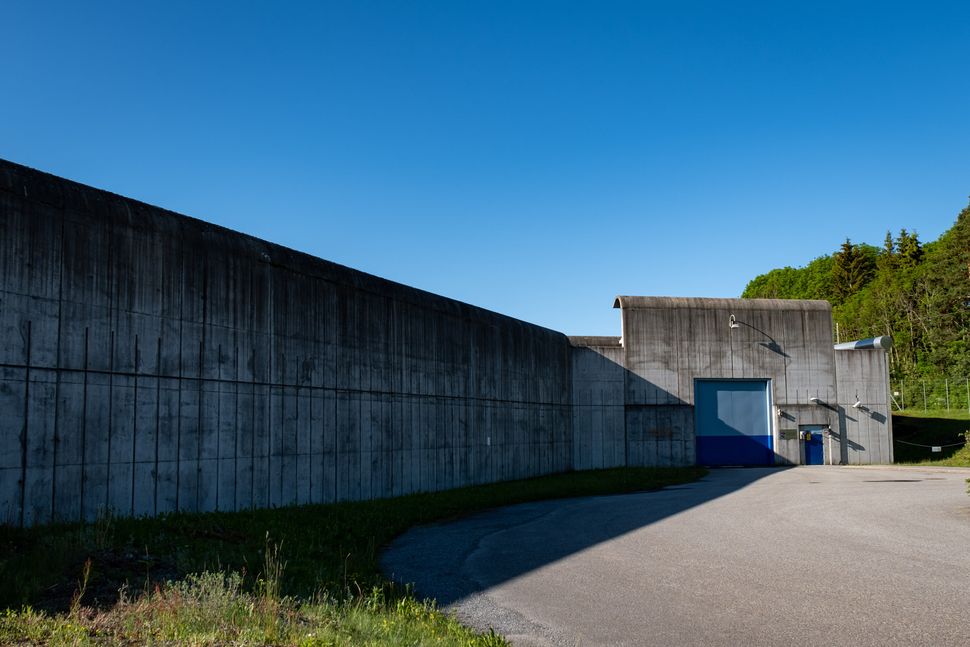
(835, 349, 893, 464)
(568, 337, 625, 470)
(0, 160, 573, 526)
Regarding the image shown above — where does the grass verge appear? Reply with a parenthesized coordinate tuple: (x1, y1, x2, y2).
(893, 410, 970, 466)
(0, 466, 706, 645)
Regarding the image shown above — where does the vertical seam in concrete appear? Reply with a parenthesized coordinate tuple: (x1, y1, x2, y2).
(196, 250, 208, 513)
(248, 264, 256, 510)
(106, 212, 115, 516)
(621, 319, 630, 467)
(196, 340, 203, 512)
(106, 329, 114, 514)
(19, 320, 32, 528)
(305, 379, 310, 503)
(131, 335, 139, 516)
(153, 336, 161, 516)
(332, 386, 338, 502)
(315, 374, 322, 504)
(175, 233, 184, 513)
(296, 378, 301, 504)
(267, 265, 274, 508)
(250, 346, 256, 509)
(358, 384, 364, 500)
(51, 210, 66, 521)
(263, 370, 273, 508)
(265, 344, 271, 508)
(233, 343, 239, 512)
(279, 353, 285, 506)
(80, 328, 88, 519)
(216, 342, 222, 511)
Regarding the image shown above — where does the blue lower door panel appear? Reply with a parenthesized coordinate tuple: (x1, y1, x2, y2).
(805, 434, 824, 465)
(696, 435, 774, 466)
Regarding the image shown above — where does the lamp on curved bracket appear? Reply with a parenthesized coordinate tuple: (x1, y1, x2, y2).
(729, 314, 740, 330)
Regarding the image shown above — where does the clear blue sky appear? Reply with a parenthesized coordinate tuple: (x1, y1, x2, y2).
(3, 2, 969, 335)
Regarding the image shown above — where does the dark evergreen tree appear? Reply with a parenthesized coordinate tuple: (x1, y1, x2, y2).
(832, 239, 875, 303)
(879, 230, 896, 271)
(896, 229, 923, 267)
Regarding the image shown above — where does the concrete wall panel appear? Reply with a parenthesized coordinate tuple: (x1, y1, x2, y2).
(569, 341, 626, 470)
(836, 350, 892, 465)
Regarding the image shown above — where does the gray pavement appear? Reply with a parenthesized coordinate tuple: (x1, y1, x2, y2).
(381, 467, 970, 646)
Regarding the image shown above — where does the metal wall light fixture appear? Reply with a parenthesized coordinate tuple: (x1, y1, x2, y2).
(729, 314, 739, 329)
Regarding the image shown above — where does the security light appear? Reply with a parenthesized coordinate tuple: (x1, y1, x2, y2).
(729, 314, 739, 329)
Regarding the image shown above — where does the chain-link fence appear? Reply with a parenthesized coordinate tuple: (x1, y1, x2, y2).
(890, 377, 970, 412)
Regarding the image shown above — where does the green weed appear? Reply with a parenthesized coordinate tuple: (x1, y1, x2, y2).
(68, 558, 92, 618)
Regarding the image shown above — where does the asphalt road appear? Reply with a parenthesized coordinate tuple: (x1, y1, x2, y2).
(382, 467, 970, 646)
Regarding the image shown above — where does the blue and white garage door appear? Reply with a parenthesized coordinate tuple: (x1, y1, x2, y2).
(695, 379, 773, 466)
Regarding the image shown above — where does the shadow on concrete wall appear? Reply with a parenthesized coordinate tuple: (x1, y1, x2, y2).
(570, 343, 694, 470)
(382, 467, 781, 606)
(733, 320, 793, 361)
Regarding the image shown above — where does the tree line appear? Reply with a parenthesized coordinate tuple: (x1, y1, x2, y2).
(742, 200, 970, 381)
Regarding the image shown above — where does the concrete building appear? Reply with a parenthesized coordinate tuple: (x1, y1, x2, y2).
(0, 159, 893, 526)
(570, 298, 892, 470)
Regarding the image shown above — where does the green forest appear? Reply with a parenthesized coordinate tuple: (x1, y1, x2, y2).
(742, 199, 970, 389)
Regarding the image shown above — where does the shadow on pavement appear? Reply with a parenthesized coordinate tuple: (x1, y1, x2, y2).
(382, 467, 782, 606)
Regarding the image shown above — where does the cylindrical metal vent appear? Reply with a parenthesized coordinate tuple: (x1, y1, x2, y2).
(833, 336, 893, 351)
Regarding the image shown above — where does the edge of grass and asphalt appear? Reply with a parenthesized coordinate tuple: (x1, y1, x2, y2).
(0, 466, 707, 646)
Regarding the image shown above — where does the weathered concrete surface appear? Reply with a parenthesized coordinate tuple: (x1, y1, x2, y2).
(568, 338, 625, 470)
(613, 297, 840, 466)
(573, 297, 893, 467)
(0, 159, 896, 526)
(383, 466, 970, 647)
(836, 349, 893, 464)
(0, 159, 574, 525)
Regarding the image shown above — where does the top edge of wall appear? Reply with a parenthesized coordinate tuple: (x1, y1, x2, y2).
(0, 157, 570, 339)
(612, 296, 832, 312)
(568, 336, 622, 348)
